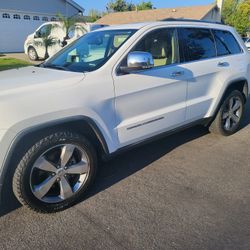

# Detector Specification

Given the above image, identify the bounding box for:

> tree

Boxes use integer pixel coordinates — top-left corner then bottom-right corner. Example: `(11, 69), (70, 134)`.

(106, 0), (135, 12)
(234, 0), (250, 35)
(222, 0), (250, 36)
(221, 0), (237, 26)
(136, 1), (153, 11)
(88, 9), (102, 22)
(57, 13), (86, 46)
(34, 25), (58, 59)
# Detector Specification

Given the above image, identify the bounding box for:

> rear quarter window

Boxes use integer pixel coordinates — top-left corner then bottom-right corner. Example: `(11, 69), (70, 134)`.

(213, 29), (242, 56)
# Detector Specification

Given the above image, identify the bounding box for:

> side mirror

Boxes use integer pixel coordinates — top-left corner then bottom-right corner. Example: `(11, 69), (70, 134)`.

(120, 51), (154, 73)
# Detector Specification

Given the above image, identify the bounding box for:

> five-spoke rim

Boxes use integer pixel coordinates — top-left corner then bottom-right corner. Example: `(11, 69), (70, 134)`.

(30, 144), (90, 203)
(222, 96), (243, 131)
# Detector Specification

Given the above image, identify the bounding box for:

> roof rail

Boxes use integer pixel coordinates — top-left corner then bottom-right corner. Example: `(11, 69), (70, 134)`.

(161, 18), (223, 25)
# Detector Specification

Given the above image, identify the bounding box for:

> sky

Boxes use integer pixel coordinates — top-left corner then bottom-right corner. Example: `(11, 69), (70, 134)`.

(75, 0), (214, 14)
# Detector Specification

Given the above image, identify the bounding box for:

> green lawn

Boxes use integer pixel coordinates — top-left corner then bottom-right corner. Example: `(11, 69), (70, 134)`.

(0, 58), (32, 71)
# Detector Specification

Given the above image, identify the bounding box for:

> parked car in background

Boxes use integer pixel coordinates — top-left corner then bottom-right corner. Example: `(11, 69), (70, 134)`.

(24, 22), (107, 60)
(243, 37), (250, 51)
(0, 21), (249, 213)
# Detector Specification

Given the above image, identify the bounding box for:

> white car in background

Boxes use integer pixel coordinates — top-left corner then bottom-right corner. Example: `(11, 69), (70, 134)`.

(24, 22), (106, 60)
(243, 37), (250, 51)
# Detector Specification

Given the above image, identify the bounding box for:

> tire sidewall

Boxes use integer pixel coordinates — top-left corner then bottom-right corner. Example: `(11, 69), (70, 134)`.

(218, 90), (245, 136)
(14, 132), (97, 213)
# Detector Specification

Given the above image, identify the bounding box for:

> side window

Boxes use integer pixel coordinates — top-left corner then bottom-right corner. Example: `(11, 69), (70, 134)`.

(24, 15), (30, 20)
(37, 25), (52, 37)
(2, 13), (10, 19)
(178, 28), (216, 62)
(13, 14), (21, 19)
(132, 28), (178, 67)
(213, 30), (242, 56)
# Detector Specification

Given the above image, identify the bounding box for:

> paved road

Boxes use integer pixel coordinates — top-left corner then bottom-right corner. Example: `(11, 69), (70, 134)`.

(0, 101), (250, 250)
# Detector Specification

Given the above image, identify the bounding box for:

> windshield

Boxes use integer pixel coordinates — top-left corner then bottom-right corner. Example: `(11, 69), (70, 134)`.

(43, 29), (136, 72)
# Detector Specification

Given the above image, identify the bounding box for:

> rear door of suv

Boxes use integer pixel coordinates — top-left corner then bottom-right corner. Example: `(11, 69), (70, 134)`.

(177, 27), (243, 122)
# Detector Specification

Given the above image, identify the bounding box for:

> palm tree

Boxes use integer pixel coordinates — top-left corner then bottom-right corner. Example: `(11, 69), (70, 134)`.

(57, 13), (87, 47)
(34, 25), (58, 59)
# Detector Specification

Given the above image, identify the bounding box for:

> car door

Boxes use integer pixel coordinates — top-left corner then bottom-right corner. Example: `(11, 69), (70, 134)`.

(178, 27), (244, 123)
(177, 27), (221, 122)
(113, 28), (189, 147)
(33, 24), (51, 58)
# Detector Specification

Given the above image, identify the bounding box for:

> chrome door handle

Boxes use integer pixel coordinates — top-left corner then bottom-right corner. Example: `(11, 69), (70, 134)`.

(218, 62), (229, 67)
(171, 71), (184, 77)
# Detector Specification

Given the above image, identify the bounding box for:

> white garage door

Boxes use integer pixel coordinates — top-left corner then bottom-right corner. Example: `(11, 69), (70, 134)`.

(0, 12), (54, 53)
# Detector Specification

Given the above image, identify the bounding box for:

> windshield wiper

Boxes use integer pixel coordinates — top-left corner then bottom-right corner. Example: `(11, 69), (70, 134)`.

(43, 64), (69, 71)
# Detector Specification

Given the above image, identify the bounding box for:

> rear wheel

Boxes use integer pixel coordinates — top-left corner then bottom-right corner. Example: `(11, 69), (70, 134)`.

(209, 90), (245, 136)
(28, 47), (38, 61)
(13, 132), (97, 213)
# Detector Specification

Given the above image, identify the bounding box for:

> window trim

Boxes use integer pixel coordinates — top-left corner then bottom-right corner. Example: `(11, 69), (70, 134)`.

(116, 27), (180, 76)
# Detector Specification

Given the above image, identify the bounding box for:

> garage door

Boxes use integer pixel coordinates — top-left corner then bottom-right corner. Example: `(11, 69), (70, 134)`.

(0, 12), (47, 53)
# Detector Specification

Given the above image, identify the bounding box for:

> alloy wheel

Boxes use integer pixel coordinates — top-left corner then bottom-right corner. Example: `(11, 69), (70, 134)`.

(222, 96), (243, 131)
(29, 144), (90, 203)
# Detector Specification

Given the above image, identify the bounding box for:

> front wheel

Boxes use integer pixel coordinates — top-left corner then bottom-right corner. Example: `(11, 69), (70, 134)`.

(12, 132), (97, 213)
(209, 90), (245, 136)
(28, 47), (38, 61)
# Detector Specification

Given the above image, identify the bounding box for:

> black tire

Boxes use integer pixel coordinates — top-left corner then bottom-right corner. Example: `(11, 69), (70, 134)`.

(28, 46), (38, 61)
(209, 90), (245, 136)
(12, 131), (97, 213)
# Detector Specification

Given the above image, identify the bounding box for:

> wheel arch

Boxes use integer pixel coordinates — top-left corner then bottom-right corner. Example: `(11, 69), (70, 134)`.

(208, 78), (249, 125)
(0, 116), (109, 200)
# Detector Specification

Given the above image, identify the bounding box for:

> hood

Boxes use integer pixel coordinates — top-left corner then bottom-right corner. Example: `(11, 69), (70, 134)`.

(0, 66), (85, 93)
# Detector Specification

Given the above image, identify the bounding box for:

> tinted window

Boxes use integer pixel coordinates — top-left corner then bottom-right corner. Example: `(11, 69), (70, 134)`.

(179, 28), (216, 62)
(213, 30), (242, 56)
(132, 28), (178, 67)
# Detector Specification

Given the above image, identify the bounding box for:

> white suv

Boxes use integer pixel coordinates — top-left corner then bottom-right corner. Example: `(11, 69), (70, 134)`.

(0, 21), (249, 213)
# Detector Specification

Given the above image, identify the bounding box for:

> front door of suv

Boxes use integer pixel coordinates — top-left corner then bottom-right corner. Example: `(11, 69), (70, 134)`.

(113, 28), (189, 147)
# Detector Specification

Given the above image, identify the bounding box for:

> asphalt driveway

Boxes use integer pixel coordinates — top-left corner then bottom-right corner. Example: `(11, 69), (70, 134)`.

(0, 101), (250, 249)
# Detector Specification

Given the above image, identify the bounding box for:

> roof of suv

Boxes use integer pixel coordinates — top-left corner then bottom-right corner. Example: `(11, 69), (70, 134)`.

(97, 20), (231, 31)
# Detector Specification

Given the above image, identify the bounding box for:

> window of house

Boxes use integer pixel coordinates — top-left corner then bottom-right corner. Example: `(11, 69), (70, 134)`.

(51, 17), (57, 21)
(33, 16), (40, 21)
(178, 28), (216, 62)
(24, 15), (30, 20)
(42, 17), (48, 21)
(13, 14), (21, 19)
(213, 29), (242, 56)
(2, 13), (10, 19)
(131, 28), (178, 67)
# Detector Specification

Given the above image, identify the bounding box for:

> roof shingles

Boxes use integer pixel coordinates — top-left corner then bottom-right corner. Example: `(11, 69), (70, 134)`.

(96, 4), (216, 25)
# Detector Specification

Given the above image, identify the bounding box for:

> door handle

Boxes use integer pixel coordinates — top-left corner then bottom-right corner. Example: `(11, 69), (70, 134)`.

(218, 62), (229, 67)
(171, 71), (184, 77)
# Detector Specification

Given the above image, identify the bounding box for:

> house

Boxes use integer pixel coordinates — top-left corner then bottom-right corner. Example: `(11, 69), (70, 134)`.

(96, 1), (224, 26)
(0, 0), (84, 53)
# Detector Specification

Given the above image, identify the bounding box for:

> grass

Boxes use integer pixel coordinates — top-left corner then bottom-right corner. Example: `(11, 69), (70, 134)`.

(0, 58), (32, 71)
